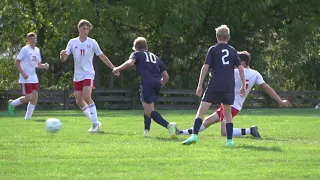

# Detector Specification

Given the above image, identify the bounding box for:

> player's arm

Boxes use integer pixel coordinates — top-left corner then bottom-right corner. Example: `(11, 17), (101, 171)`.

(98, 54), (116, 70)
(237, 65), (246, 96)
(198, 64), (209, 88)
(260, 83), (290, 107)
(15, 59), (28, 79)
(161, 71), (169, 87)
(60, 50), (69, 62)
(36, 62), (49, 70)
(113, 58), (136, 72)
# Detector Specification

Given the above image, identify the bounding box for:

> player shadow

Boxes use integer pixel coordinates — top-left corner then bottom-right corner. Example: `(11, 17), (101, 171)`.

(236, 136), (287, 142)
(32, 119), (47, 122)
(95, 131), (137, 136)
(153, 137), (182, 142)
(234, 145), (282, 152)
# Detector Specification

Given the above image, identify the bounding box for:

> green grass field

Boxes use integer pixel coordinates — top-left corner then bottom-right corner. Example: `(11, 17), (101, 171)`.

(0, 109), (319, 179)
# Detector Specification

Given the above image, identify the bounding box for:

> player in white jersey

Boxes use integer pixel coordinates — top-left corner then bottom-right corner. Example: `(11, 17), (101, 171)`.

(180, 51), (290, 138)
(8, 32), (50, 120)
(60, 19), (119, 133)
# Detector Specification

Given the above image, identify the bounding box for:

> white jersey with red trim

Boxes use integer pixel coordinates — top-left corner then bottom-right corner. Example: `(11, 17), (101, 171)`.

(233, 68), (265, 110)
(65, 37), (103, 82)
(17, 45), (41, 83)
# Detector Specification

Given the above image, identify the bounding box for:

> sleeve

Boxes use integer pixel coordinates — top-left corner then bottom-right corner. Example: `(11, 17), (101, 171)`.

(129, 52), (138, 64)
(255, 71), (265, 85)
(17, 48), (26, 61)
(204, 47), (213, 67)
(65, 40), (73, 55)
(158, 59), (168, 72)
(93, 40), (103, 56)
(234, 51), (241, 67)
(37, 48), (42, 63)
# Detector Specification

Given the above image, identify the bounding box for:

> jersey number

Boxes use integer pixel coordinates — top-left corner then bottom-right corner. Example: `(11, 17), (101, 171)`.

(144, 52), (156, 64)
(221, 49), (229, 65)
(80, 49), (85, 56)
(245, 80), (249, 89)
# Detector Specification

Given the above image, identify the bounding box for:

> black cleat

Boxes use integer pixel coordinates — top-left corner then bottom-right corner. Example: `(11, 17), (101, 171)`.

(250, 125), (261, 138)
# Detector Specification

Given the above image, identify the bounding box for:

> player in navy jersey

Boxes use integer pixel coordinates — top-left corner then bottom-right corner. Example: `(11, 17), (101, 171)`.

(113, 37), (178, 138)
(182, 25), (246, 146)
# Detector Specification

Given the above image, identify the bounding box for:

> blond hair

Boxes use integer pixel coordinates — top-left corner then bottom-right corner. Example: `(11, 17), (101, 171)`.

(78, 19), (92, 29)
(215, 25), (230, 41)
(132, 37), (148, 51)
(27, 32), (37, 38)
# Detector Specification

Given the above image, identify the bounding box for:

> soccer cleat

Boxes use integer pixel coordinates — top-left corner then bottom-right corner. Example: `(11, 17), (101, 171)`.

(226, 139), (233, 146)
(250, 125), (261, 138)
(144, 130), (150, 137)
(8, 99), (15, 116)
(182, 134), (198, 145)
(167, 122), (177, 138)
(88, 122), (101, 133)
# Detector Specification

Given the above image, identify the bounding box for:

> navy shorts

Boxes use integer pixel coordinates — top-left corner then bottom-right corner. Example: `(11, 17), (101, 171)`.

(202, 89), (235, 105)
(140, 82), (162, 104)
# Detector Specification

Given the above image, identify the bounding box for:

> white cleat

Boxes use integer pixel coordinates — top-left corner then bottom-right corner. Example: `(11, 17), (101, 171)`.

(88, 122), (101, 133)
(144, 130), (150, 137)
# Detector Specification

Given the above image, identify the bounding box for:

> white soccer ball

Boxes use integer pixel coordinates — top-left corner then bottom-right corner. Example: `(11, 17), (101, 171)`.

(45, 118), (62, 133)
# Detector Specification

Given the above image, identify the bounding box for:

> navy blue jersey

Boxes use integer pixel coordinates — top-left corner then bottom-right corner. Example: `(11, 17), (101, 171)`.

(205, 43), (241, 92)
(130, 51), (167, 84)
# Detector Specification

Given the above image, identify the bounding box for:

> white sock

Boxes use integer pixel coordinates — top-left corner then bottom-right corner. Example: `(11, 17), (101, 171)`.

(233, 128), (243, 136)
(88, 103), (99, 123)
(82, 106), (93, 122)
(25, 103), (35, 120)
(199, 124), (206, 132)
(182, 130), (191, 135)
(246, 128), (250, 134)
(11, 98), (23, 106)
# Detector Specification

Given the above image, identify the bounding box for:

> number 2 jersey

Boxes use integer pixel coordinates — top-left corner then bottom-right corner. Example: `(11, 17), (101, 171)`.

(205, 43), (241, 92)
(233, 68), (265, 111)
(130, 51), (167, 84)
(65, 37), (103, 82)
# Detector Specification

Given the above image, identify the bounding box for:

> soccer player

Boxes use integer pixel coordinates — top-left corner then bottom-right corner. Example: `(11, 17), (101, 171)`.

(182, 25), (246, 146)
(180, 51), (290, 137)
(112, 37), (178, 138)
(8, 32), (49, 120)
(60, 19), (118, 133)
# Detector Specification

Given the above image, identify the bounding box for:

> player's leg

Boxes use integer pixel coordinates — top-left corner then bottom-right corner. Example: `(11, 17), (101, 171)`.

(82, 80), (99, 124)
(182, 101), (211, 145)
(24, 85), (38, 120)
(144, 113), (152, 137)
(8, 84), (31, 115)
(223, 104), (234, 146)
(180, 112), (220, 135)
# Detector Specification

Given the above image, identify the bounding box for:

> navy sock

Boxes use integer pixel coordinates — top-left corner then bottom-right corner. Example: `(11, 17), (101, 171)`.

(192, 118), (203, 135)
(226, 123), (234, 140)
(150, 111), (169, 128)
(144, 114), (151, 130)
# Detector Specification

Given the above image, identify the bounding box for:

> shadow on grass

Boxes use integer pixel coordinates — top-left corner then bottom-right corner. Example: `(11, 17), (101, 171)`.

(95, 131), (138, 136)
(234, 145), (282, 152)
(154, 137), (182, 142)
(236, 136), (287, 142)
(32, 119), (47, 122)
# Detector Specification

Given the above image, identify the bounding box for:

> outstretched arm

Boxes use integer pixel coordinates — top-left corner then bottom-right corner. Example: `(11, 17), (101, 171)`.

(98, 54), (115, 70)
(261, 83), (290, 107)
(196, 64), (209, 97)
(113, 59), (136, 72)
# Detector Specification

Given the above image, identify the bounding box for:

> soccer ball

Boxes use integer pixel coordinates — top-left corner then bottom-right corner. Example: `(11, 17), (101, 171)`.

(45, 118), (62, 133)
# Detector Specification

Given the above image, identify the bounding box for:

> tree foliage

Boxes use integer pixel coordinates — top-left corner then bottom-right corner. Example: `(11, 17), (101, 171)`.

(0, 0), (319, 91)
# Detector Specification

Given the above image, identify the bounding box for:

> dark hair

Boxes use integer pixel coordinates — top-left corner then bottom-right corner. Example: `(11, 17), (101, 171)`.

(238, 51), (251, 66)
(27, 32), (37, 38)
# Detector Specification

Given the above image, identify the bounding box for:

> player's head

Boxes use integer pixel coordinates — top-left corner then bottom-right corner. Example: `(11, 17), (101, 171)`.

(132, 37), (148, 51)
(238, 51), (251, 67)
(27, 32), (37, 46)
(215, 25), (230, 42)
(78, 19), (92, 37)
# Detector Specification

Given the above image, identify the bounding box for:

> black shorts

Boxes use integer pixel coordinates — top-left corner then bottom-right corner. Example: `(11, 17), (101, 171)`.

(140, 82), (162, 104)
(202, 89), (234, 105)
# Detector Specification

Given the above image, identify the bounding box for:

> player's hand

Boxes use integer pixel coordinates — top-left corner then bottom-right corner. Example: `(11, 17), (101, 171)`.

(280, 100), (290, 107)
(113, 71), (120, 77)
(196, 86), (203, 97)
(22, 74), (28, 79)
(60, 50), (67, 62)
(240, 86), (246, 97)
(44, 63), (49, 70)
